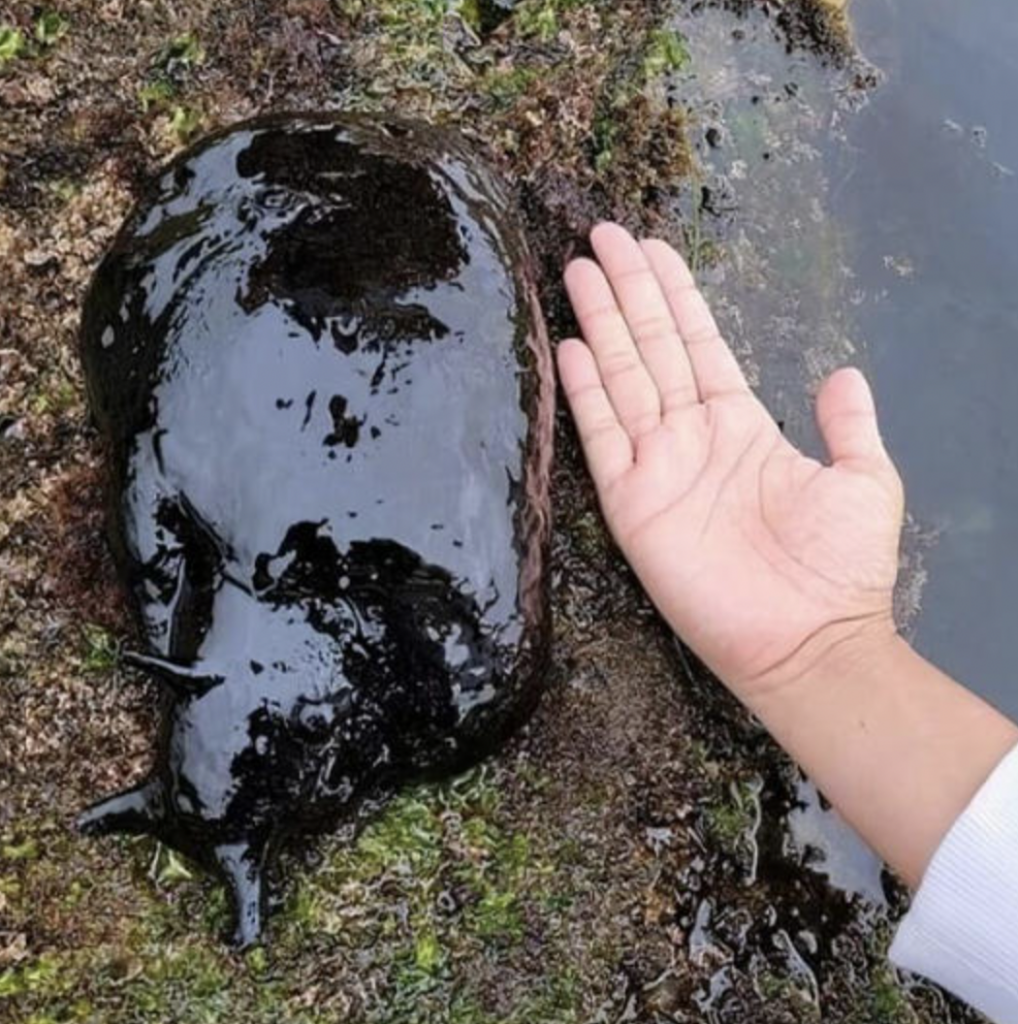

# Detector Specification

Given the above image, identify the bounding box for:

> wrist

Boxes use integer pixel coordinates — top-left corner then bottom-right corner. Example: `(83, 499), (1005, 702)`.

(734, 613), (904, 724)
(731, 614), (1018, 887)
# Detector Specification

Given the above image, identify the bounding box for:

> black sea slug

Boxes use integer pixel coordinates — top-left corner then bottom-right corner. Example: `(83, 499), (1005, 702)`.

(77, 114), (554, 947)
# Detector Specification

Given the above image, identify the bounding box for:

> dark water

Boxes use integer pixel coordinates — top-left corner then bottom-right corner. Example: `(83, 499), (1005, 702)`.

(841, 0), (1018, 718)
(77, 115), (554, 946)
(670, 0), (1018, 721)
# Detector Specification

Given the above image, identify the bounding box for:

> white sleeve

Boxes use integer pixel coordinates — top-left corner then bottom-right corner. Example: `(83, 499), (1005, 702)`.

(890, 743), (1018, 1024)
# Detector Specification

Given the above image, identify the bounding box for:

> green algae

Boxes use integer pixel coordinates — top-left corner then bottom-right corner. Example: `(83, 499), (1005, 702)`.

(705, 779), (760, 854)
(513, 0), (594, 42)
(79, 625), (118, 675)
(0, 26), (26, 66)
(34, 13), (69, 49)
(0, 11), (70, 71)
(590, 22), (694, 199)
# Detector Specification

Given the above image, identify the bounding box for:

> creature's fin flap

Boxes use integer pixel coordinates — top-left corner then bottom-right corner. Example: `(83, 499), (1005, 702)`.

(76, 781), (159, 837)
(122, 650), (221, 697)
(215, 841), (266, 950)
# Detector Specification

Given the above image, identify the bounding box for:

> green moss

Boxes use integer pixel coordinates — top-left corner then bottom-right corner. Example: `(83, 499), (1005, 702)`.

(871, 972), (911, 1023)
(706, 799), (749, 848)
(137, 79), (175, 112)
(0, 12), (70, 69)
(515, 2), (560, 41)
(46, 178), (83, 203)
(482, 65), (540, 109)
(355, 793), (445, 874)
(157, 32), (205, 73)
(413, 930), (444, 973)
(2, 837), (40, 861)
(169, 104), (204, 142)
(30, 375), (79, 417)
(135, 944), (234, 1018)
(375, 0), (454, 33)
(80, 624), (118, 673)
(278, 769), (542, 945)
(640, 27), (690, 80)
(842, 963), (913, 1024)
(0, 25), (26, 66)
(512, 0), (592, 42)
(704, 778), (760, 854)
(591, 26), (693, 185)
(225, 768), (576, 1016)
(136, 31), (205, 121)
(368, 960), (583, 1024)
(755, 970), (822, 1022)
(0, 953), (73, 1004)
(35, 12), (70, 48)
(1, 927), (328, 1024)
(328, 0), (477, 110)
(472, 888), (523, 941)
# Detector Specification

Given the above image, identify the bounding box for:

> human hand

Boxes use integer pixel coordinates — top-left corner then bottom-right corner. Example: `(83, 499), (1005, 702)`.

(558, 224), (905, 703)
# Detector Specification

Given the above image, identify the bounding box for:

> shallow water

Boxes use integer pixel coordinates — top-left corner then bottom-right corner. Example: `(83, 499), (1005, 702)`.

(671, 0), (1018, 720)
(842, 0), (1018, 715)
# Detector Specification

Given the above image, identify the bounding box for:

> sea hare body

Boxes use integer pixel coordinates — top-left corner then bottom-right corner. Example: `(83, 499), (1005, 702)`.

(77, 114), (554, 946)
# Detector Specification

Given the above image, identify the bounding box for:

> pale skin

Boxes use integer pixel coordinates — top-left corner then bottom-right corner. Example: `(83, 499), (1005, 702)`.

(559, 222), (1018, 888)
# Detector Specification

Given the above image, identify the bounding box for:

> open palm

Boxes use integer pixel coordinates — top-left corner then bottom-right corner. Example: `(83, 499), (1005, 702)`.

(558, 224), (904, 696)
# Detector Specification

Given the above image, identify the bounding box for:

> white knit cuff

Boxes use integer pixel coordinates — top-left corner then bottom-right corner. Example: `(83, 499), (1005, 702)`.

(891, 743), (1018, 1024)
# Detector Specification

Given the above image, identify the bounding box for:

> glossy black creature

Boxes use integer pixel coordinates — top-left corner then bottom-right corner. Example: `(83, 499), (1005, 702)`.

(76, 114), (554, 947)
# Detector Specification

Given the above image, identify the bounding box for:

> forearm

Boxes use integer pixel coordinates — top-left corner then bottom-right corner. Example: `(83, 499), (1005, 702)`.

(738, 622), (1018, 888)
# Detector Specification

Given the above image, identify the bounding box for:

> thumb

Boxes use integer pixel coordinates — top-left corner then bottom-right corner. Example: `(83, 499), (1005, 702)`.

(816, 367), (887, 466)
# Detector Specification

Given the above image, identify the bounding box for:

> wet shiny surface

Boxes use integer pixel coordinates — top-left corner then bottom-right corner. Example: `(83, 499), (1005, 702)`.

(840, 0), (1018, 713)
(76, 114), (554, 946)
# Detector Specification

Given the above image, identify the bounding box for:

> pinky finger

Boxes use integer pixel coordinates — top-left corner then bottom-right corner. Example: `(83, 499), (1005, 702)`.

(557, 339), (634, 493)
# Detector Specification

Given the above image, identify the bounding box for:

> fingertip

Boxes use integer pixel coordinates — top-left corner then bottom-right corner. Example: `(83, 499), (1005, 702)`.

(819, 366), (876, 415)
(816, 366), (885, 465)
(555, 337), (595, 382)
(590, 220), (625, 241)
(640, 238), (695, 285)
(590, 221), (636, 258)
(563, 256), (599, 286)
(563, 255), (588, 277)
(556, 336), (586, 362)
